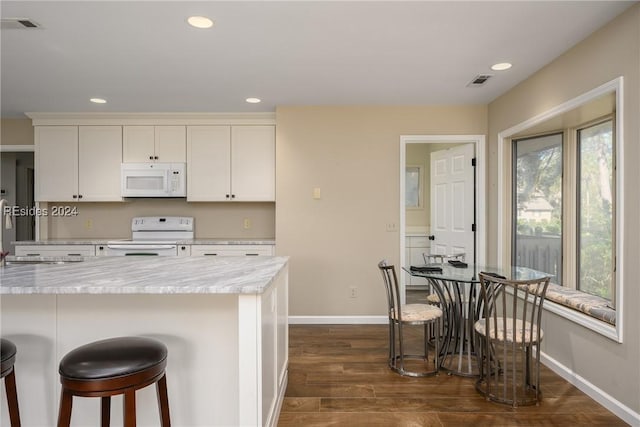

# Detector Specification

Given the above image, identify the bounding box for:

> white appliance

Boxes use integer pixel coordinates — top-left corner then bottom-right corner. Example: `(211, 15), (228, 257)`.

(121, 163), (186, 198)
(105, 216), (193, 256)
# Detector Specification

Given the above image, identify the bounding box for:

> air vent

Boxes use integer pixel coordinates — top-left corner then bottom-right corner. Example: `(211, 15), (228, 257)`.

(467, 74), (492, 87)
(1, 18), (40, 29)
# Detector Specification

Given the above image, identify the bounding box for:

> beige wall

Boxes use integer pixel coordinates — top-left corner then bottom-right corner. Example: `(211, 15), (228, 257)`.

(1, 119), (33, 145)
(275, 106), (487, 316)
(42, 200), (275, 239)
(488, 4), (640, 415)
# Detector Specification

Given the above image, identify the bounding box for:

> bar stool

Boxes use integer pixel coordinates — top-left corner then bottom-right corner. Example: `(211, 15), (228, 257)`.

(57, 336), (171, 427)
(1, 338), (21, 427)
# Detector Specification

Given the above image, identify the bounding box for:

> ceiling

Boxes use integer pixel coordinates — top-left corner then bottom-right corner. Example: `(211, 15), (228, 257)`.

(0, 1), (634, 118)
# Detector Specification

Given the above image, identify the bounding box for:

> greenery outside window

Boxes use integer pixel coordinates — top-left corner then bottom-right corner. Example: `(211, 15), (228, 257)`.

(577, 120), (615, 301)
(513, 133), (563, 285)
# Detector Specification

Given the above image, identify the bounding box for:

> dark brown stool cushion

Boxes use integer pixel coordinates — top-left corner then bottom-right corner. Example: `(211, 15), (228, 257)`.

(1, 338), (17, 377)
(59, 337), (167, 380)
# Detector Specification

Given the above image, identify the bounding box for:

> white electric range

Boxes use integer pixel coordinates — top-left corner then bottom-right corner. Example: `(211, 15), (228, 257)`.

(105, 216), (193, 256)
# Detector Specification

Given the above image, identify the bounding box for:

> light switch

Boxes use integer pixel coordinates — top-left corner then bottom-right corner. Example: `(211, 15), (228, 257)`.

(313, 188), (321, 199)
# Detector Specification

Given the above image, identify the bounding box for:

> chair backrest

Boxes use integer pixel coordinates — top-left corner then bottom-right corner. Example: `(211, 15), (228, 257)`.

(423, 252), (466, 264)
(378, 260), (402, 322)
(477, 273), (550, 344)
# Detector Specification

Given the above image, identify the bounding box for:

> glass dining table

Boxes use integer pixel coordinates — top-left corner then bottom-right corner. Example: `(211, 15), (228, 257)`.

(403, 262), (550, 377)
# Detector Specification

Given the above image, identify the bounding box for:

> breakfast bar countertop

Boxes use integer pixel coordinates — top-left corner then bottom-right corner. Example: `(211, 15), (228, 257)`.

(0, 255), (288, 295)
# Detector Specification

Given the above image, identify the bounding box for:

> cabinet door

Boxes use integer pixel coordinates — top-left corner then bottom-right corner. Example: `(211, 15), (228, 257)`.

(231, 126), (275, 201)
(35, 126), (78, 201)
(78, 126), (123, 201)
(15, 245), (95, 256)
(156, 126), (186, 162)
(186, 126), (231, 201)
(123, 126), (155, 162)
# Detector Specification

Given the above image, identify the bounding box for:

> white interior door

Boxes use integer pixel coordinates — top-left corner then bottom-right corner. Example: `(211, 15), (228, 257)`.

(430, 143), (475, 261)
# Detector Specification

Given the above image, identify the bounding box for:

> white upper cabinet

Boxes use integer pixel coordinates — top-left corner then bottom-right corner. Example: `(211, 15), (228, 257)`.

(123, 125), (186, 163)
(187, 125), (275, 202)
(78, 126), (123, 201)
(36, 126), (122, 202)
(36, 126), (78, 202)
(187, 126), (231, 201)
(231, 126), (275, 201)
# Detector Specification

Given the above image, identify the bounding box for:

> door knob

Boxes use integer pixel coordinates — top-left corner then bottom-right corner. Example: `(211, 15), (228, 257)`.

(428, 235), (435, 240)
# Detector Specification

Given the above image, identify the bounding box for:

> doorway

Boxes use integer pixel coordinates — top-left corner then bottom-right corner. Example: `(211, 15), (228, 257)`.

(399, 135), (486, 297)
(1, 147), (35, 254)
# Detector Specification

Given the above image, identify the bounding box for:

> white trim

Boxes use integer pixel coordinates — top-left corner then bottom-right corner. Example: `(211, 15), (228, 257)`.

(541, 351), (639, 426)
(497, 77), (623, 342)
(0, 145), (34, 152)
(269, 370), (288, 427)
(25, 112), (276, 126)
(400, 135), (487, 303)
(289, 315), (387, 325)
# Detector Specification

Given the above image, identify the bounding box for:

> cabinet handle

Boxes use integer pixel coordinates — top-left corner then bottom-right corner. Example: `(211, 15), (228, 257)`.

(27, 253), (40, 256)
(149, 156), (154, 160)
(154, 156), (159, 160)
(67, 253), (82, 256)
(245, 253), (259, 256)
(225, 194), (230, 199)
(78, 194), (83, 199)
(72, 195), (78, 199)
(231, 194), (236, 199)
(98, 246), (104, 250)
(204, 253), (218, 256)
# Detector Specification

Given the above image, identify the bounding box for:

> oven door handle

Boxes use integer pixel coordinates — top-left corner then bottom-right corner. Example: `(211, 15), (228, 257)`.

(107, 244), (177, 250)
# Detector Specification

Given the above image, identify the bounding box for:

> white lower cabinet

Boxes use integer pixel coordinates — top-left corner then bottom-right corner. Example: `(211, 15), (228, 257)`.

(190, 245), (274, 257)
(14, 245), (96, 257)
(405, 236), (430, 286)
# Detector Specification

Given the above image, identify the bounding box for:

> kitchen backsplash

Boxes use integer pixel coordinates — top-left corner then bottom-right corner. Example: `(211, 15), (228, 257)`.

(39, 200), (275, 239)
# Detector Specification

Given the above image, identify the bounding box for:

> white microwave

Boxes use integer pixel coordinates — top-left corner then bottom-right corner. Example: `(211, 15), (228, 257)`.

(121, 163), (186, 197)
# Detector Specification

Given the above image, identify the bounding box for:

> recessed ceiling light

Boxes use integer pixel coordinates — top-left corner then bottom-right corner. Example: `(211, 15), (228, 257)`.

(187, 16), (214, 29)
(246, 98), (261, 104)
(491, 62), (513, 71)
(90, 98), (107, 104)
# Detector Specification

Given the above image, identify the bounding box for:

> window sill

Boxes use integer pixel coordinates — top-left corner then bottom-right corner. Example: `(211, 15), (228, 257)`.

(542, 283), (620, 342)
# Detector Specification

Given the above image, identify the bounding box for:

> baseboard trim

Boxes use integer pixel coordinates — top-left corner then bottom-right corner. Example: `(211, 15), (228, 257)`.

(289, 315), (387, 324)
(541, 351), (639, 426)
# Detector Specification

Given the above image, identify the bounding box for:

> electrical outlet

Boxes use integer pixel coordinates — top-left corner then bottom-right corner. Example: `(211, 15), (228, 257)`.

(243, 218), (251, 229)
(386, 223), (397, 232)
(349, 286), (358, 298)
(85, 219), (93, 230)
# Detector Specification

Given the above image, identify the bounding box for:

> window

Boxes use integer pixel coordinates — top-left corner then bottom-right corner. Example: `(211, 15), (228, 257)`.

(513, 133), (563, 285)
(498, 78), (622, 341)
(511, 120), (615, 302)
(577, 120), (614, 301)
(405, 166), (423, 209)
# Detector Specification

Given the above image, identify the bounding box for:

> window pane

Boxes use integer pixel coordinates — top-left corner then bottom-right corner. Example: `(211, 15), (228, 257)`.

(578, 121), (614, 300)
(513, 133), (563, 284)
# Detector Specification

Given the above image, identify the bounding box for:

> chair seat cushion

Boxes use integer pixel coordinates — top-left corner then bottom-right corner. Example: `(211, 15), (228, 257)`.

(474, 317), (543, 344)
(59, 337), (167, 380)
(1, 339), (17, 375)
(393, 304), (442, 322)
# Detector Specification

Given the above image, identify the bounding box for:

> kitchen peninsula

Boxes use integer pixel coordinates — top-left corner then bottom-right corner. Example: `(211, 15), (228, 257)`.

(0, 256), (289, 426)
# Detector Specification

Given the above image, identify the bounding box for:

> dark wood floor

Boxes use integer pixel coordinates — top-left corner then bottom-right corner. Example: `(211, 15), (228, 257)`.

(278, 323), (627, 427)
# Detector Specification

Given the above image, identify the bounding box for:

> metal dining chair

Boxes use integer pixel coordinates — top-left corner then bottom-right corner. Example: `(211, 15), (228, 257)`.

(474, 272), (550, 407)
(423, 252), (466, 306)
(378, 260), (443, 377)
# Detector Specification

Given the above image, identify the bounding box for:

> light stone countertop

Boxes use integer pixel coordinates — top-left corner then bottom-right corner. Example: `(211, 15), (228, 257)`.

(13, 239), (276, 245)
(0, 256), (288, 295)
